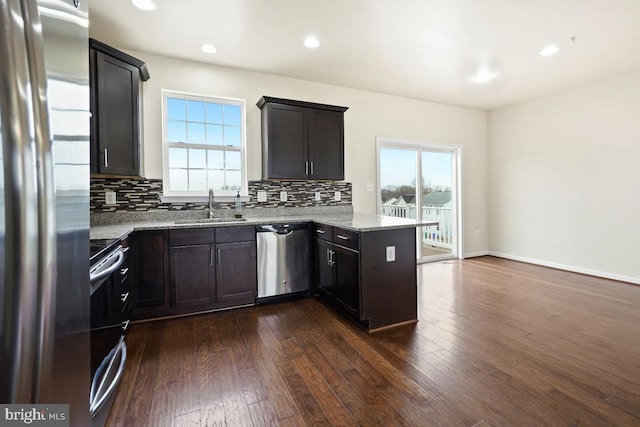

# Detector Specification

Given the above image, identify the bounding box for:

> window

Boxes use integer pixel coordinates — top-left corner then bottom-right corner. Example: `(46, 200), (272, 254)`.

(162, 90), (246, 197)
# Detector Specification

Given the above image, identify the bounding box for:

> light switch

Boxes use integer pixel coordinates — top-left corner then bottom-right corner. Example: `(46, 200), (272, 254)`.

(257, 191), (267, 202)
(366, 183), (374, 192)
(386, 246), (396, 262)
(315, 192), (321, 201)
(105, 191), (116, 205)
(280, 191), (288, 202)
(334, 191), (341, 201)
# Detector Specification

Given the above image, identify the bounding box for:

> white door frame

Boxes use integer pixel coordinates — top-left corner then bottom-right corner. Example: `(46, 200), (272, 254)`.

(376, 137), (463, 262)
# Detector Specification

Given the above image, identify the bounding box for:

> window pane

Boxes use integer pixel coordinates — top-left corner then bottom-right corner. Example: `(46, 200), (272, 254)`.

(226, 170), (241, 190)
(206, 103), (223, 124)
(226, 151), (241, 170)
(167, 121), (186, 143)
(189, 148), (206, 169)
(224, 104), (241, 126)
(187, 123), (206, 144)
(223, 126), (241, 146)
(167, 98), (186, 121)
(208, 170), (224, 190)
(187, 100), (205, 122)
(188, 169), (206, 191)
(206, 124), (223, 145)
(207, 150), (224, 169)
(169, 169), (188, 191)
(169, 147), (188, 168)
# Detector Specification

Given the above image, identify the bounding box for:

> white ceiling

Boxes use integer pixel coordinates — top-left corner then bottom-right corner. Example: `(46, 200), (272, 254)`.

(89, 0), (640, 110)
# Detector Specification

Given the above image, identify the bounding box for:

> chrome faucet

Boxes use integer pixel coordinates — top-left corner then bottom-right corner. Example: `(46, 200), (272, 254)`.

(208, 188), (215, 218)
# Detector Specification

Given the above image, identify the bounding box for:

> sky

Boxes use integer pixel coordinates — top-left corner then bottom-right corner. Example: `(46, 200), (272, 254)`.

(380, 148), (452, 190)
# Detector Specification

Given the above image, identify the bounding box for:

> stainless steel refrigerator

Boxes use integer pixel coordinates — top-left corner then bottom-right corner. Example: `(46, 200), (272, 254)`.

(0, 0), (90, 425)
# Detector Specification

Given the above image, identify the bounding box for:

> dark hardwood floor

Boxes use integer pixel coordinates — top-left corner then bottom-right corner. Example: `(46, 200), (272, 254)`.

(107, 256), (640, 426)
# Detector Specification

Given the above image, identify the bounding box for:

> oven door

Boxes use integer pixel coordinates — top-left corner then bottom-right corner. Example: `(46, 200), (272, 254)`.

(89, 337), (127, 421)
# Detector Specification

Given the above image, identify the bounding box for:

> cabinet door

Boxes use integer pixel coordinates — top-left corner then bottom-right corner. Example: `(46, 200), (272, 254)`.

(170, 244), (216, 309)
(308, 109), (344, 180)
(133, 231), (168, 310)
(216, 241), (256, 305)
(334, 245), (360, 318)
(315, 238), (335, 297)
(262, 103), (307, 179)
(93, 51), (140, 175)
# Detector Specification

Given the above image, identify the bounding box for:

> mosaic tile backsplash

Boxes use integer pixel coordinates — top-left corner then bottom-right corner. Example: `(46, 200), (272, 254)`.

(90, 177), (352, 213)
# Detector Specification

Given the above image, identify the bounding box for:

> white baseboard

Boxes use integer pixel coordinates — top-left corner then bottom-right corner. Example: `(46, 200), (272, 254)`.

(463, 250), (489, 259)
(487, 251), (640, 286)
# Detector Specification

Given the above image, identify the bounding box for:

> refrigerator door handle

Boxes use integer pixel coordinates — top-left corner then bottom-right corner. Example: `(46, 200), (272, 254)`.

(22, 0), (58, 402)
(0, 0), (41, 403)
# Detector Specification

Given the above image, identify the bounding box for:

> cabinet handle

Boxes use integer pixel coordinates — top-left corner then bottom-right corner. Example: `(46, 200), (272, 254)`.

(316, 229), (325, 234)
(305, 161), (309, 175)
(210, 248), (214, 266)
(216, 248), (221, 266)
(336, 235), (349, 241)
(310, 161), (314, 175)
(104, 148), (108, 167)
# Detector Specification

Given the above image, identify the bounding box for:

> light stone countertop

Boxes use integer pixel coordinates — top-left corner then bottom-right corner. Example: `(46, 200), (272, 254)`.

(90, 212), (439, 241)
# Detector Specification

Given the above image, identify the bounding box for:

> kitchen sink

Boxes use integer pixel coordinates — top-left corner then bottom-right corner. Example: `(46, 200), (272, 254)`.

(175, 217), (248, 224)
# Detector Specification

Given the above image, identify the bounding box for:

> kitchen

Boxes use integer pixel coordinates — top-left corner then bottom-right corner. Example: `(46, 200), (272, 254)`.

(2, 0), (640, 426)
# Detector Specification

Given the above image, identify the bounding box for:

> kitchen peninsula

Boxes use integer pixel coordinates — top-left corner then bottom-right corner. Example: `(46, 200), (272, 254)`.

(91, 211), (437, 331)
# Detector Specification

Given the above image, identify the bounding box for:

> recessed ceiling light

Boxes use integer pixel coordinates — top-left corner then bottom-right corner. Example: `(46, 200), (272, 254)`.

(471, 69), (496, 84)
(304, 36), (320, 49)
(131, 0), (157, 11)
(201, 44), (217, 54)
(539, 45), (559, 56)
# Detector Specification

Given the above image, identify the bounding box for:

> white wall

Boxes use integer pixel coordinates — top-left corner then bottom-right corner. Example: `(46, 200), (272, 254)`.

(488, 71), (640, 283)
(129, 51), (488, 256)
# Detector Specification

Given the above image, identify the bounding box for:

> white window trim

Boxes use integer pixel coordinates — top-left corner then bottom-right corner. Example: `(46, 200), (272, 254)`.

(160, 89), (248, 201)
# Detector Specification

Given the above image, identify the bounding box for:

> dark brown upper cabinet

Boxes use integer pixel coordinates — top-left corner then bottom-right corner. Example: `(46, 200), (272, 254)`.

(257, 96), (348, 181)
(90, 39), (150, 176)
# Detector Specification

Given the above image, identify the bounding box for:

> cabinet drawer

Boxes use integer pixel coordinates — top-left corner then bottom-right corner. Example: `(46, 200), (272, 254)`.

(333, 227), (359, 251)
(313, 223), (333, 241)
(216, 226), (255, 243)
(169, 228), (215, 246)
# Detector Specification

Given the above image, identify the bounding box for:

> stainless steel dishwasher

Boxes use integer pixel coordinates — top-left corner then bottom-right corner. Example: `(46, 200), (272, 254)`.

(256, 223), (312, 302)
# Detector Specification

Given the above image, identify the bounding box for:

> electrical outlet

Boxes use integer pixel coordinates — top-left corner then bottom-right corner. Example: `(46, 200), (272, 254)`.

(105, 191), (116, 205)
(315, 192), (321, 201)
(366, 183), (374, 192)
(386, 246), (396, 262)
(257, 191), (267, 202)
(280, 191), (288, 202)
(334, 191), (341, 201)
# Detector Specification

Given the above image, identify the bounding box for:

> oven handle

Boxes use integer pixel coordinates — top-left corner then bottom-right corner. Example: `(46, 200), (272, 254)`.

(90, 249), (124, 284)
(90, 338), (127, 417)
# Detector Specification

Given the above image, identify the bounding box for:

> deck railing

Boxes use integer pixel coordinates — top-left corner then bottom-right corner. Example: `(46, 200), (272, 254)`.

(380, 204), (453, 250)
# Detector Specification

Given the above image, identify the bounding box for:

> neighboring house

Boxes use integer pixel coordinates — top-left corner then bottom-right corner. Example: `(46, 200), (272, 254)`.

(422, 190), (451, 207)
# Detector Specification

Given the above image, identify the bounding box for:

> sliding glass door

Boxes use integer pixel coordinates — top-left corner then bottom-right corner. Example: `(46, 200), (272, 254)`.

(377, 139), (460, 262)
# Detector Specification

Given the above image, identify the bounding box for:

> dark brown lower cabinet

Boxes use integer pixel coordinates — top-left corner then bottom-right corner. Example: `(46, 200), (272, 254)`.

(132, 230), (169, 319)
(334, 245), (359, 318)
(315, 225), (417, 330)
(315, 227), (361, 321)
(215, 241), (256, 305)
(170, 244), (216, 309)
(315, 238), (335, 298)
